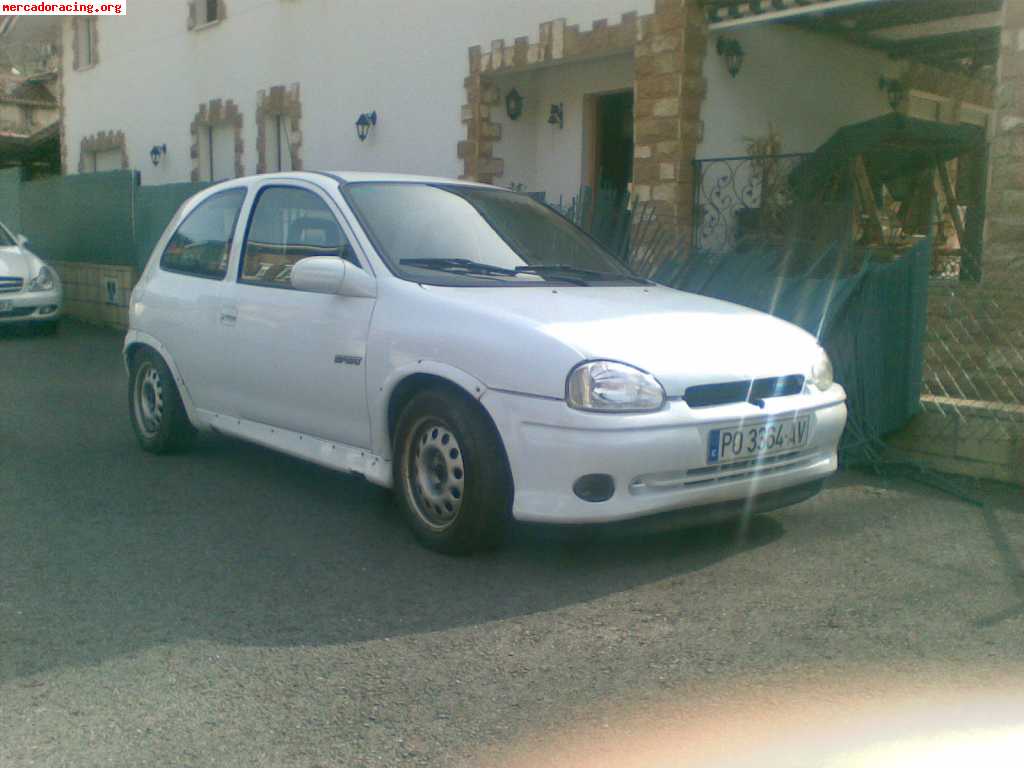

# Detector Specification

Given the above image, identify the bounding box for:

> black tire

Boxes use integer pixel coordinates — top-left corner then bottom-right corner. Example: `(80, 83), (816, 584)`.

(393, 387), (513, 555)
(128, 347), (196, 453)
(34, 320), (59, 336)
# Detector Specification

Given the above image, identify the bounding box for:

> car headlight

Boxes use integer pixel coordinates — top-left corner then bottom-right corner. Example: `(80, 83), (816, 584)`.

(27, 265), (55, 292)
(566, 361), (666, 412)
(810, 347), (834, 391)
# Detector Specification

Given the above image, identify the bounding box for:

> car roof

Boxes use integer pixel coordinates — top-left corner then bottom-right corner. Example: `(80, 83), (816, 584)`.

(327, 171), (493, 188)
(199, 171), (496, 190)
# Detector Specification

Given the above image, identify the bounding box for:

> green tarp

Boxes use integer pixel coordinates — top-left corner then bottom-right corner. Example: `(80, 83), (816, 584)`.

(789, 113), (984, 195)
(654, 240), (931, 462)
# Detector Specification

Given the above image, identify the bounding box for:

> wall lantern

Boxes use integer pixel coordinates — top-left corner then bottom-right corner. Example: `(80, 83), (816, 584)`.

(547, 102), (564, 130)
(149, 144), (167, 166)
(355, 111), (377, 142)
(505, 88), (524, 120)
(716, 36), (745, 78)
(879, 77), (906, 111)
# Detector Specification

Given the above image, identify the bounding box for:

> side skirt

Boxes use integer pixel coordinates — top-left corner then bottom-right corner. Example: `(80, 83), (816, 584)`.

(196, 410), (393, 488)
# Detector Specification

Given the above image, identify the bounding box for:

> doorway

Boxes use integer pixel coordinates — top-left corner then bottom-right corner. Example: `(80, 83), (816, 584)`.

(585, 89), (634, 197)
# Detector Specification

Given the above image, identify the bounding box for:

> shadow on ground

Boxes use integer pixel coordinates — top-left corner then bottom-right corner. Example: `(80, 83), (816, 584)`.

(1, 321), (785, 683)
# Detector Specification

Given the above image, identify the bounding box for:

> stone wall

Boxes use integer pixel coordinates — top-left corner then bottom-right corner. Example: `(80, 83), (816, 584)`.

(460, 0), (708, 238)
(632, 0), (707, 241)
(255, 83), (303, 174)
(189, 98), (244, 182)
(52, 261), (136, 330)
(78, 130), (129, 173)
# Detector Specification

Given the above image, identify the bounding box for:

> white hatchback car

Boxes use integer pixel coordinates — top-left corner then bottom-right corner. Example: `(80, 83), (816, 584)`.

(0, 221), (62, 333)
(125, 172), (847, 553)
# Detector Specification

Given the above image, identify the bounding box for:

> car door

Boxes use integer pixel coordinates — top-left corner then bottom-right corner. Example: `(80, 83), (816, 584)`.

(145, 186), (248, 416)
(218, 180), (376, 449)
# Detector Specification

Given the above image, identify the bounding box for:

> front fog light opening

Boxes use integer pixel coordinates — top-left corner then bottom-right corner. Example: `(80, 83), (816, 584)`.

(573, 474), (615, 503)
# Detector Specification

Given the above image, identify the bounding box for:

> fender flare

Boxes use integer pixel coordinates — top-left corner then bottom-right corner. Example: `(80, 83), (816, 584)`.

(123, 330), (201, 425)
(370, 360), (490, 458)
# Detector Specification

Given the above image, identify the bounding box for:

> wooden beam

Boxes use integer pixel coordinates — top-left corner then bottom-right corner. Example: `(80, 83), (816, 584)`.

(852, 155), (885, 244)
(936, 156), (967, 251)
(871, 11), (1002, 42)
(709, 0), (890, 30)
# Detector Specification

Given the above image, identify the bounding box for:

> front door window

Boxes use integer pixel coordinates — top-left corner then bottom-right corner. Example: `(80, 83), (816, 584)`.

(240, 186), (351, 287)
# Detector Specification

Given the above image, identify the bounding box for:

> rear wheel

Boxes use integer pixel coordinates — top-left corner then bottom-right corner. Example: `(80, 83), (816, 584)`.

(129, 348), (195, 453)
(394, 387), (512, 554)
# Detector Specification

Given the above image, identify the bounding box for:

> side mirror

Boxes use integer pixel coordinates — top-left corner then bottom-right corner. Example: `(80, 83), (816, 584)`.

(15, 234), (28, 248)
(291, 256), (376, 298)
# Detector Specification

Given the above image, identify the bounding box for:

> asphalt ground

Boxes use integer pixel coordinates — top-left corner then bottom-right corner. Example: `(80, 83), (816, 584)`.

(1, 320), (1022, 767)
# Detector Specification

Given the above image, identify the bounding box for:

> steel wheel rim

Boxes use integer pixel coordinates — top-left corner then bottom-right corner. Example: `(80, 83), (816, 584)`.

(134, 362), (164, 438)
(403, 418), (465, 531)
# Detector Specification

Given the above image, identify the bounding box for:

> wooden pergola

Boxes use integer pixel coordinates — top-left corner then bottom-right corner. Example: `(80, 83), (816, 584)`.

(702, 0), (1002, 78)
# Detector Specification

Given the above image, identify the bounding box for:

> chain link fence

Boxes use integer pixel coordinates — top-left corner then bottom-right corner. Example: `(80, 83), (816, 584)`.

(888, 271), (1024, 486)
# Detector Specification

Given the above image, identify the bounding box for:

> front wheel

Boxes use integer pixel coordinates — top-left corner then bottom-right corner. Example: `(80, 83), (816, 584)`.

(129, 348), (195, 453)
(394, 388), (513, 555)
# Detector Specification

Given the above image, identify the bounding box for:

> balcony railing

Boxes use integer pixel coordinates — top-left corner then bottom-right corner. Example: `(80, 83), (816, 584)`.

(692, 153), (809, 253)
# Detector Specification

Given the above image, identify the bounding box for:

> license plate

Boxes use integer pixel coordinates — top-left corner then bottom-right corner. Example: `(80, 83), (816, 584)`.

(0, 300), (12, 312)
(707, 416), (811, 464)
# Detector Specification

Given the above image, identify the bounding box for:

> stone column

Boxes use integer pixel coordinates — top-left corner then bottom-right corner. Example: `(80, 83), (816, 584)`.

(632, 0), (708, 244)
(986, 0), (1024, 286)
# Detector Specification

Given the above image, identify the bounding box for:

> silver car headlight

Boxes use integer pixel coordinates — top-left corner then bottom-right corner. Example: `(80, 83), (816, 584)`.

(27, 265), (56, 292)
(566, 361), (666, 412)
(810, 347), (834, 391)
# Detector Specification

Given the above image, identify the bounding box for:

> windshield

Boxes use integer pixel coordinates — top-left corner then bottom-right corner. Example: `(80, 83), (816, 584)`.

(0, 223), (16, 247)
(343, 182), (641, 286)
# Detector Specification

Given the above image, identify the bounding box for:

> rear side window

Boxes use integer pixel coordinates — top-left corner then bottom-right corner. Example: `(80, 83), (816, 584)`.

(239, 186), (353, 287)
(160, 188), (246, 279)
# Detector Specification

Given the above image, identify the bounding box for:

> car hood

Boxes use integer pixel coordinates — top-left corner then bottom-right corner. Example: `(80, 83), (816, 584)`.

(432, 284), (822, 397)
(0, 246), (34, 281)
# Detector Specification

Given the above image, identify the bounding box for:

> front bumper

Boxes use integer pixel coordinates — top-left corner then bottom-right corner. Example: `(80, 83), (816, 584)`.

(0, 288), (62, 324)
(482, 387), (847, 524)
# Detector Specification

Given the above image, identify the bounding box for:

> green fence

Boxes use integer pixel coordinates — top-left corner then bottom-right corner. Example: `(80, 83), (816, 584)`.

(0, 168), (23, 234)
(0, 168), (207, 269)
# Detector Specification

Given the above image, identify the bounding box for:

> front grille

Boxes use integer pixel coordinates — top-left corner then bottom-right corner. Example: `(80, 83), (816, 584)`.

(684, 375), (805, 408)
(0, 276), (23, 293)
(0, 306), (34, 318)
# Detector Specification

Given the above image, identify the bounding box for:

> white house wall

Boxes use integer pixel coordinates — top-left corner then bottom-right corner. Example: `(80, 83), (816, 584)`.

(491, 54), (633, 205)
(61, 0), (655, 185)
(698, 24), (897, 158)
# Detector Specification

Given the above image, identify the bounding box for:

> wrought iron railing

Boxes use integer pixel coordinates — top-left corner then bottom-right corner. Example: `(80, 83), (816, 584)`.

(692, 153), (809, 253)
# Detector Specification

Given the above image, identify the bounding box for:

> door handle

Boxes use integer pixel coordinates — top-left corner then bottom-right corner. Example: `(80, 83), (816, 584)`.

(219, 307), (238, 324)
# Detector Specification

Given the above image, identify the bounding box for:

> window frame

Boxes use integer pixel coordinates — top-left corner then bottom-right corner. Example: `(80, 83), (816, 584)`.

(75, 18), (97, 69)
(159, 186), (248, 281)
(236, 182), (361, 290)
(193, 0), (222, 28)
(266, 114), (289, 173)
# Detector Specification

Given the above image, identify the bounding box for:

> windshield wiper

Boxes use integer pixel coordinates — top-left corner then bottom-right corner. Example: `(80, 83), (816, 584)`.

(399, 258), (515, 277)
(400, 258), (589, 284)
(512, 264), (650, 285)
(399, 258), (646, 286)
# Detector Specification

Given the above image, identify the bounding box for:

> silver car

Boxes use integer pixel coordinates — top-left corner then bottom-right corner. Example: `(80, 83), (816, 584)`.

(0, 222), (62, 334)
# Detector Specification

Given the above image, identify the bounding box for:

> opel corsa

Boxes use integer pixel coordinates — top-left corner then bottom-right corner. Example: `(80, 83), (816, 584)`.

(125, 172), (847, 553)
